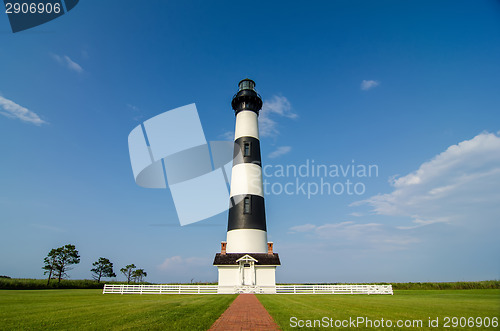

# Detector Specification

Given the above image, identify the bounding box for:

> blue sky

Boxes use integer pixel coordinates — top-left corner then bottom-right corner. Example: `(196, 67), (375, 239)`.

(1, 1), (499, 283)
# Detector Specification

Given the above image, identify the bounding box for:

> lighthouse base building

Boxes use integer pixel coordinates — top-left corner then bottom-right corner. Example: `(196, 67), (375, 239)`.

(214, 242), (280, 293)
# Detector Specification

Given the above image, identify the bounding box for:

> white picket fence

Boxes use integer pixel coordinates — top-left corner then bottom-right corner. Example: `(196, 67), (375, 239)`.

(103, 284), (219, 294)
(275, 284), (393, 295)
(103, 284), (393, 295)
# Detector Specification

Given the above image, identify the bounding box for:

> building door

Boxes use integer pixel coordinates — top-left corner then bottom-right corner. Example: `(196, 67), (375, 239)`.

(243, 263), (253, 285)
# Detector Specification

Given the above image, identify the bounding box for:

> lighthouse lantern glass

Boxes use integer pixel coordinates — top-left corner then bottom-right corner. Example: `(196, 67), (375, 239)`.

(239, 80), (255, 91)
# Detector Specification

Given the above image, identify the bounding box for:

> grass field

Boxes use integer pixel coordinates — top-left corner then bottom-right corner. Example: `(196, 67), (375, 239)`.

(1, 289), (498, 330)
(0, 289), (236, 330)
(258, 290), (500, 330)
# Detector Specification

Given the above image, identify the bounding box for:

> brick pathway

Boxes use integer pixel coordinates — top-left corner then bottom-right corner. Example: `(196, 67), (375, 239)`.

(209, 294), (280, 330)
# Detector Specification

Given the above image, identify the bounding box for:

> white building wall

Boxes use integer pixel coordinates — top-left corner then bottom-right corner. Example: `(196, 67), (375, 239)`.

(255, 266), (276, 286)
(217, 264), (277, 293)
(217, 266), (239, 293)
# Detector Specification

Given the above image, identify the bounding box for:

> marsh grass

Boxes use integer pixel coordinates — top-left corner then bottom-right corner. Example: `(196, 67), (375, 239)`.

(0, 278), (218, 290)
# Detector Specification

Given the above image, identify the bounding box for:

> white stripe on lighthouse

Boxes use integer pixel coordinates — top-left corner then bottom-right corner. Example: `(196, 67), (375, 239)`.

(234, 110), (259, 140)
(226, 229), (268, 253)
(229, 163), (264, 198)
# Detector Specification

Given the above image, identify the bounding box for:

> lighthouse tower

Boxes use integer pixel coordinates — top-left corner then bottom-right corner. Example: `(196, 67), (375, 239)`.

(227, 78), (267, 253)
(214, 79), (280, 294)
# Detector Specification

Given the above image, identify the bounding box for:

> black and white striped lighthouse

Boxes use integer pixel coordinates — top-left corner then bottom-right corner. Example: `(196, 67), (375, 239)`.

(214, 79), (280, 293)
(226, 78), (268, 253)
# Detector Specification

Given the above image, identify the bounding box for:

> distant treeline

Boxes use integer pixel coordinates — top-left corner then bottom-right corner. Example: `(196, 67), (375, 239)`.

(389, 280), (500, 290)
(0, 278), (151, 290)
(1, 279), (498, 290)
(0, 278), (215, 290)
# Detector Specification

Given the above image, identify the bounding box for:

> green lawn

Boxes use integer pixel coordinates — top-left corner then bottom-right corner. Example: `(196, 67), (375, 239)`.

(1, 289), (499, 330)
(258, 290), (500, 330)
(0, 289), (236, 330)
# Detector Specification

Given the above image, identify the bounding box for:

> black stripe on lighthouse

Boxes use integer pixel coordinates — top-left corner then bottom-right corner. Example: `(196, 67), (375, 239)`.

(228, 194), (266, 231)
(233, 137), (261, 166)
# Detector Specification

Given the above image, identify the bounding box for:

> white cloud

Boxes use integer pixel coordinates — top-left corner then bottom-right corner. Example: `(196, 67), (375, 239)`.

(268, 146), (292, 159)
(0, 96), (47, 125)
(290, 221), (381, 239)
(289, 223), (317, 233)
(51, 53), (83, 73)
(259, 95), (297, 137)
(156, 255), (215, 282)
(360, 80), (380, 91)
(31, 223), (65, 232)
(353, 132), (500, 230)
(158, 256), (210, 271)
(220, 130), (234, 140)
(284, 133), (500, 282)
(396, 217), (450, 230)
(289, 221), (419, 250)
(126, 104), (139, 112)
(127, 104), (144, 121)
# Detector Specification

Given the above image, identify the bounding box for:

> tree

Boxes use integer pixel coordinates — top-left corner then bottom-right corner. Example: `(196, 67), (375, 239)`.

(42, 248), (59, 285)
(42, 244), (80, 284)
(91, 257), (116, 283)
(120, 264), (136, 284)
(132, 269), (147, 283)
(54, 244), (80, 283)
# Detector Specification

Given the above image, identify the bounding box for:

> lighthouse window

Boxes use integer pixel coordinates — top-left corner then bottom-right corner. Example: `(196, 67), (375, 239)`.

(243, 142), (251, 157)
(243, 197), (251, 214)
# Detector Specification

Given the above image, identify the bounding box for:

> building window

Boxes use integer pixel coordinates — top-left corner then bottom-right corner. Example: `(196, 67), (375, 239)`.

(243, 197), (251, 214)
(243, 142), (251, 157)
(244, 263), (250, 268)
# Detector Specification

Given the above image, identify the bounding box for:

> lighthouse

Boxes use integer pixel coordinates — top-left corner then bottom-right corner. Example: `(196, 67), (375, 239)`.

(214, 79), (280, 294)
